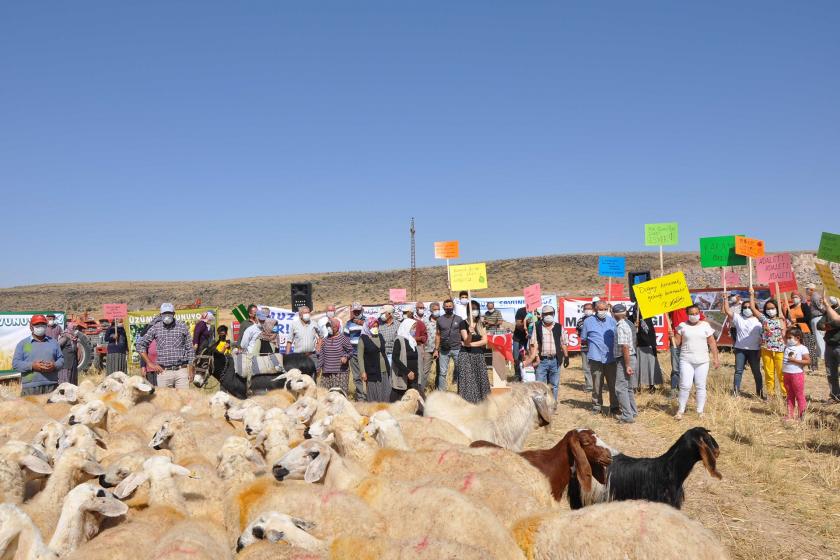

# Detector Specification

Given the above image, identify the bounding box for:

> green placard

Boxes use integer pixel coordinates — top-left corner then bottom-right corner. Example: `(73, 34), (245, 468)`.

(699, 235), (747, 268)
(644, 222), (679, 246)
(817, 232), (840, 264)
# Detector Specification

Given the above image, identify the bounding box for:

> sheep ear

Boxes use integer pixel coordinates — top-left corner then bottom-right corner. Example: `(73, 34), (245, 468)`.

(170, 464), (192, 477)
(246, 448), (266, 468)
(89, 497), (129, 517)
(135, 381), (153, 393)
(265, 529), (286, 543)
(292, 517), (316, 531)
(114, 472), (148, 498)
(697, 439), (722, 480)
(83, 460), (105, 476)
(227, 408), (246, 421)
(304, 452), (330, 483)
(20, 455), (52, 475)
(531, 394), (553, 425)
(569, 433), (593, 493)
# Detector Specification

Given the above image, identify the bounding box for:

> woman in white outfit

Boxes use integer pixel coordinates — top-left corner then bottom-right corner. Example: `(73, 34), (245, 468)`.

(670, 305), (720, 420)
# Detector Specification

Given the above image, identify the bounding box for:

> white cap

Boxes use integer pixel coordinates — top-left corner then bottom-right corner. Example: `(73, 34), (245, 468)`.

(160, 303), (175, 314)
(591, 297), (600, 304)
(541, 305), (555, 314)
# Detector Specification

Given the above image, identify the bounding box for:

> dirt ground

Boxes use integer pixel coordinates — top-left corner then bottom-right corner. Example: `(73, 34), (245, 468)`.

(524, 351), (840, 560)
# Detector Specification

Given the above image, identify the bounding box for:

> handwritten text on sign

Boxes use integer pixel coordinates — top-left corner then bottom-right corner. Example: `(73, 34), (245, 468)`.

(449, 263), (488, 292)
(102, 304), (128, 320)
(699, 235), (747, 268)
(755, 253), (793, 285)
(722, 270), (742, 286)
(389, 288), (406, 303)
(817, 232), (840, 264)
(434, 241), (460, 260)
(816, 263), (840, 299)
(632, 271), (693, 318)
(644, 222), (679, 246)
(523, 284), (542, 312)
(598, 256), (626, 277)
(735, 236), (765, 258)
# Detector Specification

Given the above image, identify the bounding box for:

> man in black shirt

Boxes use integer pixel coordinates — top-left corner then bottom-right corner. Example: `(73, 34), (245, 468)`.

(512, 306), (528, 382)
(434, 299), (464, 391)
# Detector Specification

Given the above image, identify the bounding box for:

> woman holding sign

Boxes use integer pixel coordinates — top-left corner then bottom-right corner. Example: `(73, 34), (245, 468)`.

(748, 290), (787, 399)
(670, 305), (719, 420)
(457, 300), (491, 403)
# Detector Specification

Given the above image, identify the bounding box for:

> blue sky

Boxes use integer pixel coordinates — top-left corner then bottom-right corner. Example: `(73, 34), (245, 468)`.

(1, 1), (838, 287)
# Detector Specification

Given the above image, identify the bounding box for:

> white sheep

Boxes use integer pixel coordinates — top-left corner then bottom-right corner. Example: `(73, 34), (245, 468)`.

(353, 388), (424, 419)
(278, 370), (328, 400)
(236, 511), (322, 552)
(253, 419), (296, 466)
(149, 518), (233, 560)
(0, 441), (52, 504)
(47, 482), (128, 556)
(0, 504), (58, 560)
(113, 455), (194, 512)
(31, 420), (67, 463)
(148, 414), (235, 464)
(216, 436), (267, 486)
(511, 500), (730, 560)
(423, 382), (556, 451)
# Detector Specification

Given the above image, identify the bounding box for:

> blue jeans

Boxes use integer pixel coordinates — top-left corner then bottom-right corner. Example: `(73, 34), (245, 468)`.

(670, 346), (681, 390)
(536, 357), (560, 400)
(512, 341), (523, 381)
(437, 348), (460, 391)
(734, 348), (762, 396)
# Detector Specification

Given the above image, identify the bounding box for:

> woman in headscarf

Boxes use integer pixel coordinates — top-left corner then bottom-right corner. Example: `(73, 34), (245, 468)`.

(457, 300), (491, 403)
(357, 317), (392, 402)
(783, 291), (818, 372)
(317, 318), (354, 393)
(391, 318), (424, 401)
(248, 317), (280, 355)
(57, 321), (80, 384)
(104, 318), (128, 375)
(193, 311), (214, 353)
(633, 310), (663, 393)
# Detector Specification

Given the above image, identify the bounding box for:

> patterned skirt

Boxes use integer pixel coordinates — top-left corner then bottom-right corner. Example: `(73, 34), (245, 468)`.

(106, 353), (128, 375)
(319, 371), (349, 394)
(456, 351), (491, 404)
(803, 333), (819, 370)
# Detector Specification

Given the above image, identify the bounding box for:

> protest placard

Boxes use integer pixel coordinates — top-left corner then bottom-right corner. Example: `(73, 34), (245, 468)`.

(523, 283), (542, 312)
(632, 271), (693, 318)
(449, 263), (488, 292)
(755, 253), (793, 285)
(818, 232), (840, 263)
(434, 241), (460, 259)
(722, 270), (741, 286)
(735, 236), (765, 258)
(816, 262), (840, 298)
(389, 288), (407, 303)
(644, 222), (679, 246)
(699, 235), (747, 268)
(102, 304), (128, 320)
(598, 256), (626, 278)
(604, 282), (624, 299)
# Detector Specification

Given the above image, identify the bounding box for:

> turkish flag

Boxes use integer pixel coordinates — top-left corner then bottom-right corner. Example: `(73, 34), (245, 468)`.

(486, 332), (513, 362)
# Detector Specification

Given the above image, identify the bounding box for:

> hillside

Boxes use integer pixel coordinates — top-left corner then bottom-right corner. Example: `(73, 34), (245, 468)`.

(0, 251), (826, 315)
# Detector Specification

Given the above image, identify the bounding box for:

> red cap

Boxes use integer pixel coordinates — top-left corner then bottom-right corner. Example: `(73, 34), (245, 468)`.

(30, 315), (48, 325)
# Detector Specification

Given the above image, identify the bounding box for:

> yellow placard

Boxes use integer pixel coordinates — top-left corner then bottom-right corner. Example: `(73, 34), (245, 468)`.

(449, 263), (488, 292)
(632, 271), (693, 318)
(816, 262), (840, 299)
(434, 241), (460, 259)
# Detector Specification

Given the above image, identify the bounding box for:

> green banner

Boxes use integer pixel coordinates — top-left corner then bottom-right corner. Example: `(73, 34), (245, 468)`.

(817, 231), (840, 264)
(699, 235), (747, 269)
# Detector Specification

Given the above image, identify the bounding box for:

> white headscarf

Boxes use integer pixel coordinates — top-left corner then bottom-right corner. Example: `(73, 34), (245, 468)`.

(397, 318), (418, 351)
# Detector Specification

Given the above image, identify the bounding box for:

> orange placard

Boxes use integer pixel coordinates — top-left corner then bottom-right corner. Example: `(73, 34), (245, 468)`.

(434, 240), (460, 259)
(735, 236), (765, 258)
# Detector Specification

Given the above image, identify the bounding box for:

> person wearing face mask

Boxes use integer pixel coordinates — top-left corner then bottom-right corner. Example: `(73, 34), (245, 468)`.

(235, 305), (258, 350)
(781, 327), (810, 421)
(454, 291), (470, 321)
(317, 318), (354, 393)
(456, 300), (490, 403)
(726, 293), (742, 345)
(343, 302), (367, 401)
(57, 321), (80, 385)
(576, 302), (596, 392)
(671, 305), (719, 420)
(612, 304), (638, 424)
(358, 317), (392, 402)
(581, 301), (618, 415)
(434, 299), (462, 391)
(391, 318), (424, 400)
(419, 302), (439, 392)
(135, 303), (196, 389)
(748, 290), (787, 399)
(666, 306), (704, 397)
(531, 305), (569, 401)
(285, 306), (321, 367)
(192, 311), (214, 354)
(13, 315), (64, 396)
(806, 283), (827, 361)
(376, 304), (401, 367)
(817, 293), (840, 403)
(512, 305), (529, 382)
(104, 317), (129, 375)
(483, 302), (503, 331)
(44, 313), (63, 340)
(782, 292), (818, 372)
(722, 292), (763, 398)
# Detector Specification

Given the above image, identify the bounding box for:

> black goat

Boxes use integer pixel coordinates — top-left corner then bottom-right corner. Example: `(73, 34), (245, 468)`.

(568, 427), (721, 510)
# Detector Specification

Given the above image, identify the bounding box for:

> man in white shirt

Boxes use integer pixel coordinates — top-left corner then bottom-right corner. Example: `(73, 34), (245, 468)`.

(285, 306), (320, 356)
(723, 296), (763, 398)
(239, 311), (266, 356)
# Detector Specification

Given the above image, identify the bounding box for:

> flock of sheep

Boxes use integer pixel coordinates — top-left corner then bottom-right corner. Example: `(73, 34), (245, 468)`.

(0, 370), (729, 559)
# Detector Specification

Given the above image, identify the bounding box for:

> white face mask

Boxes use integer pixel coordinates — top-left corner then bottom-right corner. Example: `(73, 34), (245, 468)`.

(584, 309), (594, 317)
(785, 338), (797, 347)
(543, 315), (555, 324)
(460, 298), (469, 305)
(162, 315), (175, 326)
(416, 309), (425, 317)
(471, 310), (480, 318)
(596, 310), (608, 320)
(766, 309), (777, 318)
(301, 313), (311, 322)
(326, 311), (335, 318)
(370, 327), (379, 336)
(33, 326), (47, 337)
(688, 314), (700, 324)
(47, 320), (56, 326)
(792, 298), (801, 305)
(432, 310), (441, 318)
(379, 314), (388, 322)
(742, 308), (753, 318)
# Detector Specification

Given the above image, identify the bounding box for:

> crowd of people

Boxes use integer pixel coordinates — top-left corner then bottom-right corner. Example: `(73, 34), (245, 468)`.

(11, 285), (840, 423)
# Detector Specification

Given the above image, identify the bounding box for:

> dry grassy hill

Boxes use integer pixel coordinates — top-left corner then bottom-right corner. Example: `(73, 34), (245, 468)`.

(0, 251), (825, 315)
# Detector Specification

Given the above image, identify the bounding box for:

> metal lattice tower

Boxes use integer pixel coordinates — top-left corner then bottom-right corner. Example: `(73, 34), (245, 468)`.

(410, 217), (416, 300)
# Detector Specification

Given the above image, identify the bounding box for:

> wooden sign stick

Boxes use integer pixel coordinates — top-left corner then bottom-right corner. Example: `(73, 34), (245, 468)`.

(749, 257), (754, 290)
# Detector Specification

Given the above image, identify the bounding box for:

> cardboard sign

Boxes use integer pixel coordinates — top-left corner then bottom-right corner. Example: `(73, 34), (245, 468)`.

(389, 288), (407, 303)
(434, 241), (460, 259)
(598, 256), (626, 278)
(769, 279), (799, 297)
(604, 283), (624, 298)
(818, 232), (840, 264)
(644, 222), (679, 246)
(722, 270), (742, 286)
(816, 262), (840, 299)
(523, 283), (542, 312)
(102, 304), (128, 320)
(735, 236), (765, 258)
(632, 271), (693, 318)
(699, 235), (747, 268)
(755, 253), (793, 285)
(449, 263), (488, 291)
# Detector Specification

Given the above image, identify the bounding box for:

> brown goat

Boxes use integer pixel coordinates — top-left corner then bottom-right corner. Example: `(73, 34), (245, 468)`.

(471, 428), (612, 501)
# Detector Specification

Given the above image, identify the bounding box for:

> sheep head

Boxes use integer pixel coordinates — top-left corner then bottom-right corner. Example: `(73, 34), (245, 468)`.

(236, 511), (320, 552)
(362, 411), (401, 446)
(148, 416), (186, 450)
(98, 452), (150, 489)
(67, 400), (108, 428)
(47, 383), (81, 404)
(272, 440), (331, 483)
(57, 424), (107, 458)
(62, 481), (129, 520)
(285, 397), (318, 425)
(399, 389), (424, 414)
(689, 427), (722, 480)
(217, 436), (266, 480)
(524, 382), (555, 427)
(0, 441), (52, 476)
(113, 456), (193, 499)
(31, 421), (66, 459)
(121, 376), (155, 401)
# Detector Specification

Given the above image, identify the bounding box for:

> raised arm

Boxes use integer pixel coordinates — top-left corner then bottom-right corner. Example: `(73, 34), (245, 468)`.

(722, 296), (734, 320)
(748, 289), (762, 318)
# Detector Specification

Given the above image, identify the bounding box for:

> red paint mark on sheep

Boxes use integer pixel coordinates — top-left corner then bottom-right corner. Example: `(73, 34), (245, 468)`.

(437, 450), (449, 465)
(409, 485), (423, 495)
(460, 473), (476, 492)
(638, 504), (647, 537)
(321, 490), (340, 505)
(414, 536), (430, 552)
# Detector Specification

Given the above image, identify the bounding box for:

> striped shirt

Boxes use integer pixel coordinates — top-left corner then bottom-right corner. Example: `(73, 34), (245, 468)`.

(317, 334), (354, 373)
(135, 320), (195, 367)
(614, 319), (636, 357)
(379, 320), (401, 355)
(288, 319), (320, 353)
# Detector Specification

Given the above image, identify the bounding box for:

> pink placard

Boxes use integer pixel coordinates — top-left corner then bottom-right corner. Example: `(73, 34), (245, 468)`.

(102, 303), (128, 320)
(389, 288), (407, 303)
(524, 283), (542, 312)
(722, 270), (741, 286)
(603, 283), (624, 299)
(756, 253), (794, 285)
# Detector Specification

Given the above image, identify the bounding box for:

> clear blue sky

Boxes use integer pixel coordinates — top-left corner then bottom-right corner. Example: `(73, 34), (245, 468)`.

(2, 1), (838, 287)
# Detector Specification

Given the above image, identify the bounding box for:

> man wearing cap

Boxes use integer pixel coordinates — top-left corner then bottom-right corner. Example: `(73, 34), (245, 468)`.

(612, 304), (638, 424)
(135, 303), (195, 389)
(531, 305), (569, 401)
(581, 300), (618, 415)
(44, 313), (63, 340)
(378, 304), (400, 366)
(344, 302), (367, 401)
(286, 306), (320, 367)
(13, 315), (65, 396)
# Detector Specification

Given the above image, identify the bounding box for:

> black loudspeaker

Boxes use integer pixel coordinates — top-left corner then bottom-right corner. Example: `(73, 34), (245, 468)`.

(627, 270), (651, 302)
(291, 283), (313, 312)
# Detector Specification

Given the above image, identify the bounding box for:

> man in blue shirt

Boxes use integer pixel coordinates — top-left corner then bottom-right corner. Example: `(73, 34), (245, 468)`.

(12, 314), (64, 396)
(581, 300), (618, 415)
